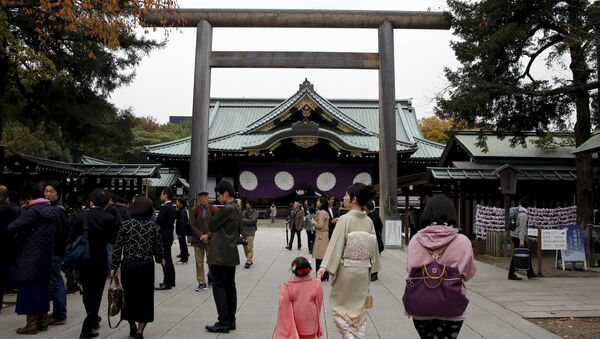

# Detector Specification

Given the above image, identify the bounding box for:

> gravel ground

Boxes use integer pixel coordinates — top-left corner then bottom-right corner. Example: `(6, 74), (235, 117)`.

(529, 317), (600, 338)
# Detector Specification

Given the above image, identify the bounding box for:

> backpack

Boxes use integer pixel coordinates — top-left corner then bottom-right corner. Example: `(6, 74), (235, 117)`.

(402, 241), (469, 317)
(510, 209), (525, 231)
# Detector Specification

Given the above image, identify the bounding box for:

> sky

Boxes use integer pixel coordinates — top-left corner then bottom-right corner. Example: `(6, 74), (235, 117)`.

(109, 0), (456, 123)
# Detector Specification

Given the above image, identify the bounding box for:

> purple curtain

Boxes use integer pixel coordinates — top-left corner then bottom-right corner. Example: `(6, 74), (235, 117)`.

(238, 163), (373, 199)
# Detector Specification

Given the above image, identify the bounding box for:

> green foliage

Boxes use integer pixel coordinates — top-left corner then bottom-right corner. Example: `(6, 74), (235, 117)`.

(437, 0), (598, 145)
(2, 121), (72, 162)
(129, 118), (191, 157)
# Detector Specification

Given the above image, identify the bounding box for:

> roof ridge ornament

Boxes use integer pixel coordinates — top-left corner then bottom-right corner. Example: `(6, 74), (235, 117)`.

(300, 78), (314, 91)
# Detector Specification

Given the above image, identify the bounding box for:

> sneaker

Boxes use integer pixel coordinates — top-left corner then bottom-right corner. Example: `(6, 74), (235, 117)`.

(244, 263), (252, 269)
(176, 261), (188, 265)
(195, 283), (208, 292)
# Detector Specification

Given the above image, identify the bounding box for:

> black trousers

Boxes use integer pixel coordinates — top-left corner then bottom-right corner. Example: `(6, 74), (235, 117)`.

(508, 237), (535, 277)
(210, 264), (237, 326)
(288, 229), (302, 248)
(306, 230), (315, 253)
(413, 319), (463, 339)
(0, 264), (6, 312)
(79, 259), (107, 334)
(161, 238), (176, 286)
(177, 235), (189, 262)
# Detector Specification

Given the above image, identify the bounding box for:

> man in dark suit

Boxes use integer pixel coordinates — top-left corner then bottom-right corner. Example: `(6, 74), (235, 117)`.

(69, 189), (118, 339)
(155, 188), (176, 290)
(205, 181), (242, 334)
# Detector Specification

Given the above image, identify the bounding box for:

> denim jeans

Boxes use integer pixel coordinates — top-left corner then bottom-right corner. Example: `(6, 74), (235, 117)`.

(49, 256), (67, 320)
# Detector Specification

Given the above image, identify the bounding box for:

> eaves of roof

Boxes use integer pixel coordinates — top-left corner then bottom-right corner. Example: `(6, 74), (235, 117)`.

(428, 167), (577, 181)
(73, 164), (161, 178)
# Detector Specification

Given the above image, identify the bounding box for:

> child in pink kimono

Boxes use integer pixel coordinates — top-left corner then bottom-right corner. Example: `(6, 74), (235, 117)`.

(275, 257), (324, 339)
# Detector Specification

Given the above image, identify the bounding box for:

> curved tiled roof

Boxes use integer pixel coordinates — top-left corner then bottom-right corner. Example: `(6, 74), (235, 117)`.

(145, 80), (442, 159)
(242, 79), (373, 136)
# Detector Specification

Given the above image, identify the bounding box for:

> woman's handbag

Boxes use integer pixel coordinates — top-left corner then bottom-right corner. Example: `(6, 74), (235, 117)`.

(107, 275), (124, 328)
(365, 293), (373, 309)
(402, 244), (469, 317)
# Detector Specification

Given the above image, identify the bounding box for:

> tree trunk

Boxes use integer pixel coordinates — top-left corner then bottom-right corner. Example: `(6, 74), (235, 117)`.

(568, 0), (594, 226)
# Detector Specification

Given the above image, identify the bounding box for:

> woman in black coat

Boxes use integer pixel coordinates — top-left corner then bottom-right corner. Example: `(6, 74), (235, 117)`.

(111, 196), (164, 339)
(7, 188), (60, 335)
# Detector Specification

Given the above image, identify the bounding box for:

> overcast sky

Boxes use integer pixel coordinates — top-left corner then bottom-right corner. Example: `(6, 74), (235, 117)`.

(109, 0), (456, 123)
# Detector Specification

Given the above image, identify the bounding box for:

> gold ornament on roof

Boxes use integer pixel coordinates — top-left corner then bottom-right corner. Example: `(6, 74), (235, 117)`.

(296, 96), (318, 119)
(293, 137), (318, 148)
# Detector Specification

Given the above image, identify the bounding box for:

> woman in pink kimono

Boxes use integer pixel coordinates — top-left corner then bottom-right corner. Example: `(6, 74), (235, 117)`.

(275, 257), (323, 339)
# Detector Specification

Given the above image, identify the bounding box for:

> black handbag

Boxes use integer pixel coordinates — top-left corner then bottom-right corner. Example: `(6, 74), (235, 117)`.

(107, 275), (124, 328)
(64, 212), (90, 265)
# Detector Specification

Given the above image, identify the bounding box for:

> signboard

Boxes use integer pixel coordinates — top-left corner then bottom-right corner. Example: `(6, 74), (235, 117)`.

(559, 224), (587, 270)
(384, 220), (403, 246)
(541, 229), (567, 250)
(527, 228), (538, 237)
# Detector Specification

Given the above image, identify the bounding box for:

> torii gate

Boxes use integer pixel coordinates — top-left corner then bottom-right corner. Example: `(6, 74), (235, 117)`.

(144, 8), (450, 230)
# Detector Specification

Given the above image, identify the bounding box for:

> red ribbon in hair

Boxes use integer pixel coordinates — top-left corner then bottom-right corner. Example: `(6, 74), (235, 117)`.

(295, 267), (311, 276)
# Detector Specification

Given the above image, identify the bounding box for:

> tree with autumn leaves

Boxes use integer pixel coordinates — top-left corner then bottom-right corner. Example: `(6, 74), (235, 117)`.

(418, 116), (457, 144)
(0, 0), (178, 162)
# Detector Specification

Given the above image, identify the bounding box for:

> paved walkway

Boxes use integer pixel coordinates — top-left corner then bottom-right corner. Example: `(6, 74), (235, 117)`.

(2, 222), (599, 338)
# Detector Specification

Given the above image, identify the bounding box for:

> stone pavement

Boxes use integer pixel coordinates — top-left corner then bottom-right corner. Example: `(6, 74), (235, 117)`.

(2, 222), (599, 338)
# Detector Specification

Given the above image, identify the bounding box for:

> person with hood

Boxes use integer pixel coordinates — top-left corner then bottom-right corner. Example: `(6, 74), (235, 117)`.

(508, 197), (537, 280)
(405, 194), (476, 339)
(7, 183), (61, 335)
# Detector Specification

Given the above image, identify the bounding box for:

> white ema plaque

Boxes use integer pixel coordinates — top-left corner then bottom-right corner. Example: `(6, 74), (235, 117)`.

(541, 229), (567, 250)
(384, 220), (403, 246)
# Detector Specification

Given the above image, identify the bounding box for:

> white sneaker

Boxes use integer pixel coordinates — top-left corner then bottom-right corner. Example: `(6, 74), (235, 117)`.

(176, 261), (188, 265)
(195, 283), (208, 292)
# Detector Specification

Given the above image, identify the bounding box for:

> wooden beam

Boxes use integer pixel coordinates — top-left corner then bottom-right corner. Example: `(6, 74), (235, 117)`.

(143, 9), (450, 29)
(378, 21), (400, 241)
(189, 20), (212, 200)
(210, 51), (379, 69)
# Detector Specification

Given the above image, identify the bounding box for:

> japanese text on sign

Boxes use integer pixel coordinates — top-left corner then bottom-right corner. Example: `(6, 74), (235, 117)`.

(541, 229), (567, 250)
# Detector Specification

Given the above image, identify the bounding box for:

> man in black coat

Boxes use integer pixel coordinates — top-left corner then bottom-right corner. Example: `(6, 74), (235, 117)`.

(69, 189), (118, 338)
(326, 194), (339, 239)
(0, 185), (20, 314)
(366, 200), (384, 281)
(155, 188), (177, 290)
(205, 181), (242, 334)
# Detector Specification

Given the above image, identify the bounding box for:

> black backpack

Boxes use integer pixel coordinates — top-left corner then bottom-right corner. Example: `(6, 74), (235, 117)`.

(509, 210), (525, 231)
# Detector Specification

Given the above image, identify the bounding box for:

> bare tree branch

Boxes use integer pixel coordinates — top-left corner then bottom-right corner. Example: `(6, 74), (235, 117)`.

(519, 35), (564, 82)
(480, 80), (600, 96)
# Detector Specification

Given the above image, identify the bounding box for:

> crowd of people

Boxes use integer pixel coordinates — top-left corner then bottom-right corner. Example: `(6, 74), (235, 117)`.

(1, 178), (480, 339)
